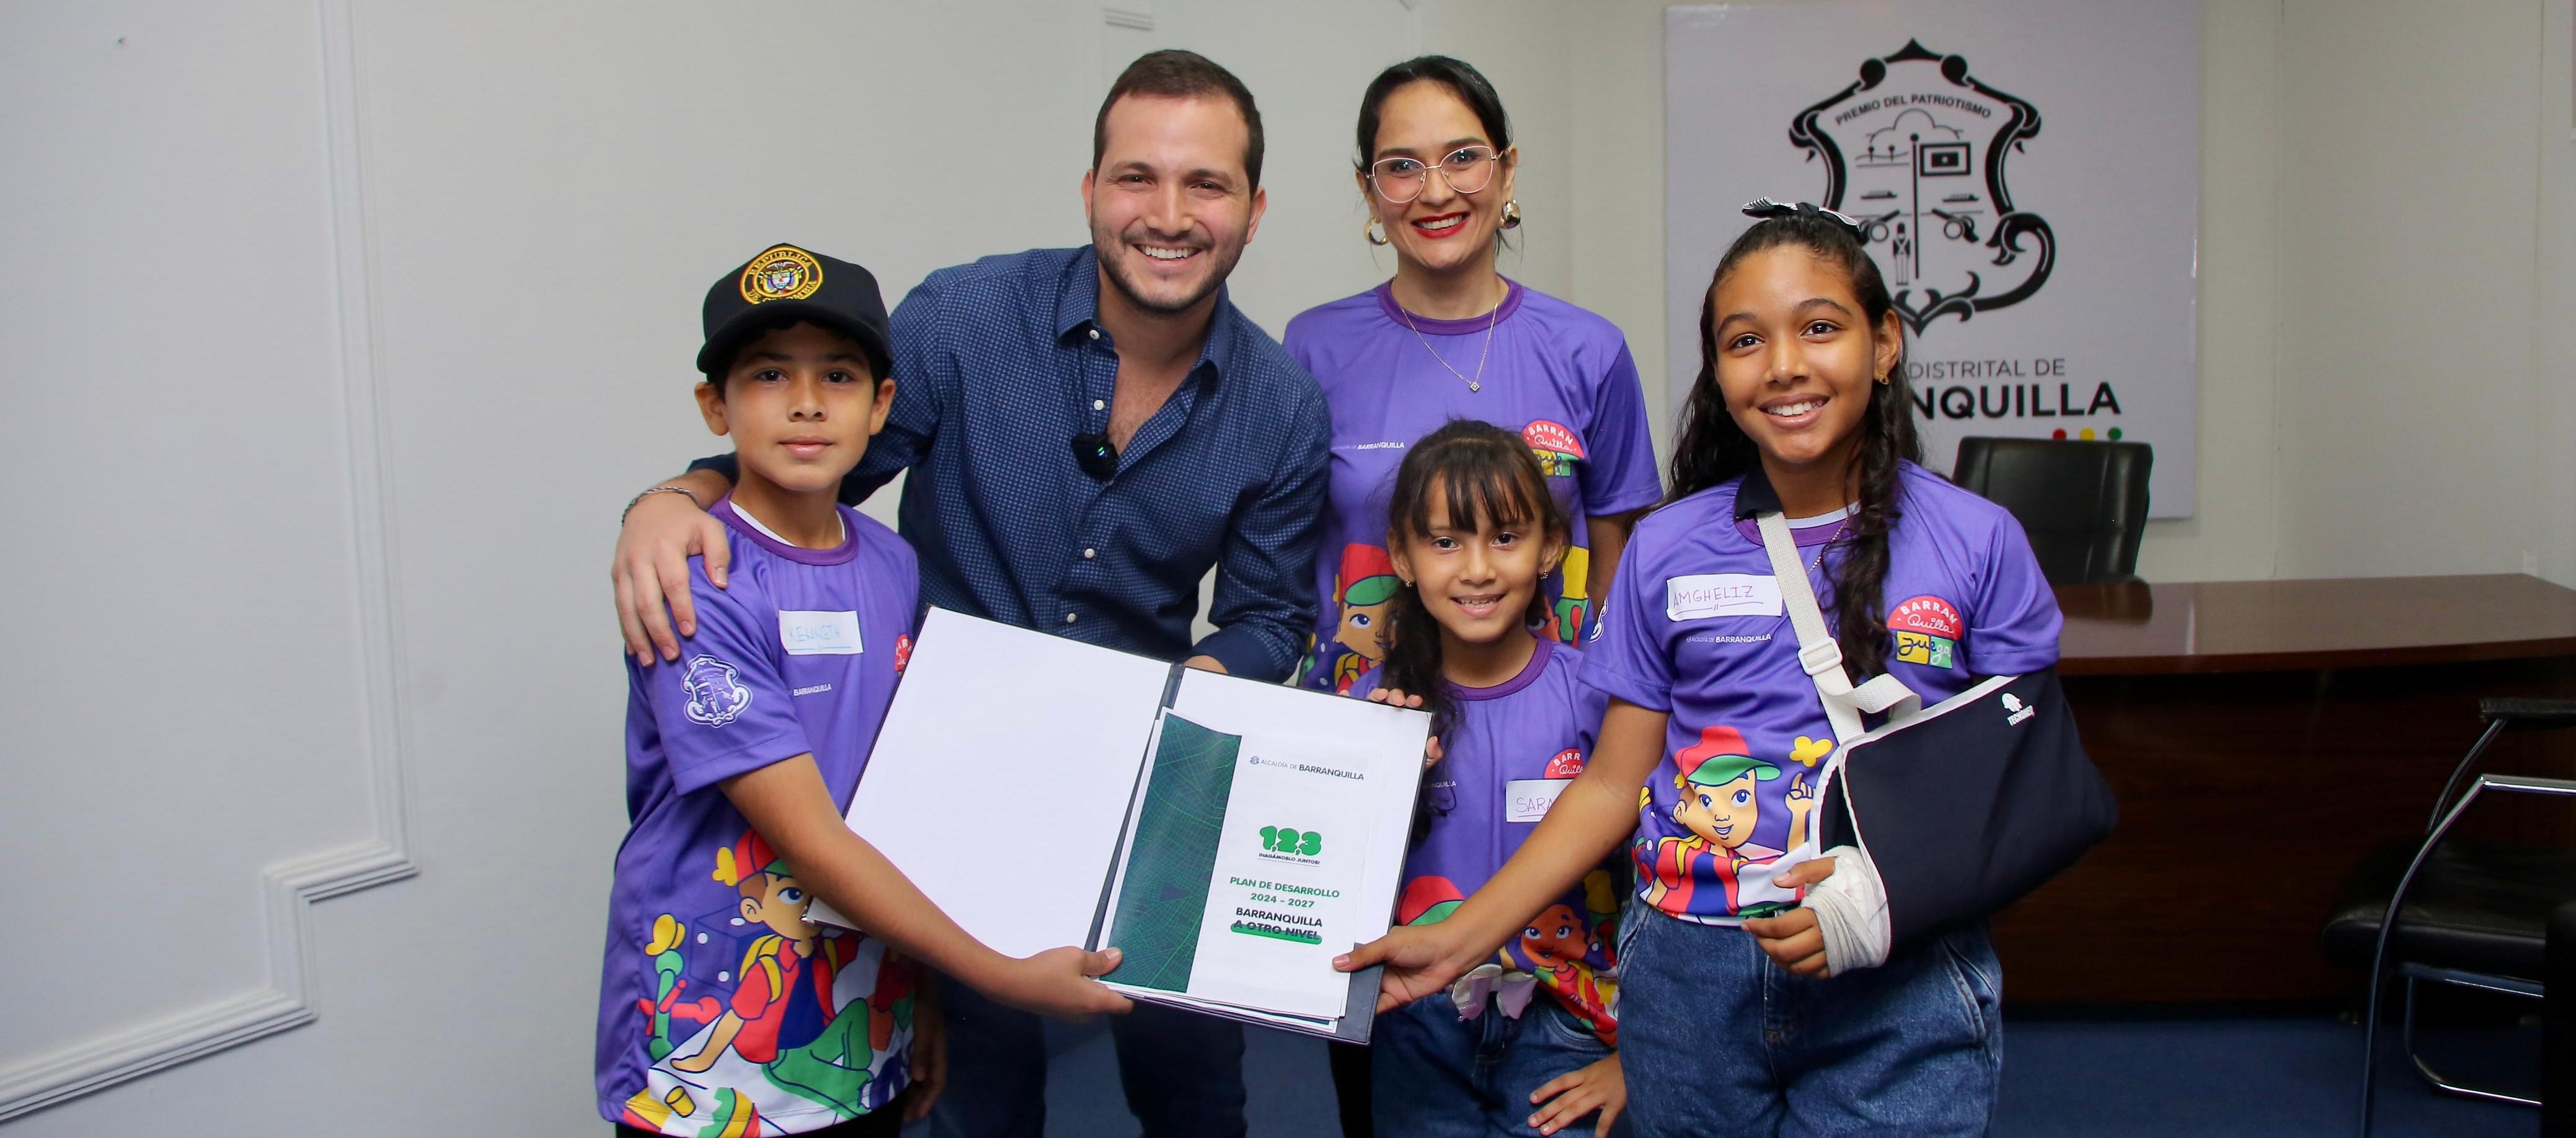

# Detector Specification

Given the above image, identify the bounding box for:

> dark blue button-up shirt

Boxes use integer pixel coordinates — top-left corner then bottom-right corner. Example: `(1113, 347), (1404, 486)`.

(703, 246), (1330, 680)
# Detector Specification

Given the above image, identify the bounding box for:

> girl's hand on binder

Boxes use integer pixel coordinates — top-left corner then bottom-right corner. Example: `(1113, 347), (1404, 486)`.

(1363, 688), (1445, 768)
(989, 946), (1133, 1018)
(1334, 924), (1476, 1012)
(1529, 1051), (1625, 1136)
(1743, 857), (1838, 976)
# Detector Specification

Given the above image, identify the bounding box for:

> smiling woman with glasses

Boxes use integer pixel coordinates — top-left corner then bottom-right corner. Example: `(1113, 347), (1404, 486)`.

(1279, 54), (1666, 1138)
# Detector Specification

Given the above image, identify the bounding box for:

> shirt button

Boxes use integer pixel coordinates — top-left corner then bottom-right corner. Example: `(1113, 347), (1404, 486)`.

(1083, 548), (1097, 559)
(1065, 612), (1079, 625)
(1087, 329), (1100, 340)
(1092, 399), (1106, 411)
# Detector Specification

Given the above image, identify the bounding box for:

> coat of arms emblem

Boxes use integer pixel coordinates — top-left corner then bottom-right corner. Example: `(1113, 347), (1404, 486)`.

(1790, 40), (2055, 335)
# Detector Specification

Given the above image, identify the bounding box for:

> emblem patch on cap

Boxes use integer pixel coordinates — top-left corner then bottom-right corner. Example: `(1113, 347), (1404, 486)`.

(740, 245), (825, 304)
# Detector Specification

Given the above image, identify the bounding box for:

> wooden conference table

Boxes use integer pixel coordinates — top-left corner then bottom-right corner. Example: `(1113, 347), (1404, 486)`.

(1991, 574), (2576, 1003)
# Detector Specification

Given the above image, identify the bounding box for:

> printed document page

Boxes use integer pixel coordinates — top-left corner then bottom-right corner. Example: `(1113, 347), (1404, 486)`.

(819, 609), (1171, 959)
(1092, 673), (1427, 1021)
(1169, 670), (1425, 969)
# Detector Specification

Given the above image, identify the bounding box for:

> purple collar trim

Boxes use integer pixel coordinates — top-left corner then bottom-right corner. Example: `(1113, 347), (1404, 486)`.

(714, 495), (862, 566)
(1373, 277), (1525, 336)
(1442, 636), (1552, 703)
(1728, 513), (1851, 549)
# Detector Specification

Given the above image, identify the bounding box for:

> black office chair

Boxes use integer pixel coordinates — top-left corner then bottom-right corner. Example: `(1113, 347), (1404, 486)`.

(1949, 437), (2153, 585)
(2319, 698), (2576, 1134)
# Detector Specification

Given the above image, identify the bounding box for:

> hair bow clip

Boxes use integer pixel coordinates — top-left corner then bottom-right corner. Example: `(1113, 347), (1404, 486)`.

(1741, 197), (1866, 242)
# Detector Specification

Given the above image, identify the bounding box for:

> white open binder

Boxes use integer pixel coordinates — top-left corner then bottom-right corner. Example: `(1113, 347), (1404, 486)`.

(812, 608), (1431, 1041)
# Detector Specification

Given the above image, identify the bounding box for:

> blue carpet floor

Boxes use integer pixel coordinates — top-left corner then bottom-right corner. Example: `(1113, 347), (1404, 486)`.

(903, 1007), (2542, 1137)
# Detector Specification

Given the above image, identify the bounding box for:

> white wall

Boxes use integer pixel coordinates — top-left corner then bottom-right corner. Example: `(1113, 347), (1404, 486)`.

(1, 0), (400, 1117)
(2532, 0), (2576, 587)
(1564, 0), (2576, 586)
(2265, 0), (2554, 580)
(4, 1), (2570, 1132)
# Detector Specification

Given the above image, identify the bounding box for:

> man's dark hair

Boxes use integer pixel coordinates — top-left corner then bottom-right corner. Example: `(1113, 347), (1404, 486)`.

(1092, 50), (1264, 187)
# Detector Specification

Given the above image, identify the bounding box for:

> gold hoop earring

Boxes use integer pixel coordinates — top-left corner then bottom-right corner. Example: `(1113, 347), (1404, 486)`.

(1500, 199), (1523, 230)
(1364, 218), (1390, 246)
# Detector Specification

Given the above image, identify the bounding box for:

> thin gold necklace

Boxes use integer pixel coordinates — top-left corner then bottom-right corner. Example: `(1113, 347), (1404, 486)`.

(1396, 277), (1505, 393)
(1808, 518), (1849, 574)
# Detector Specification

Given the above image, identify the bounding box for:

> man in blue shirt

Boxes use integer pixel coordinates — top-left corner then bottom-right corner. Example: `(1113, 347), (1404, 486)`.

(611, 51), (1324, 1138)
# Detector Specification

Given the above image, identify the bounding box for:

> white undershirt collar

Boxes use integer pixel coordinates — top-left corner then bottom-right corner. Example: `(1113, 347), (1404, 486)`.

(1783, 504), (1859, 529)
(730, 498), (846, 549)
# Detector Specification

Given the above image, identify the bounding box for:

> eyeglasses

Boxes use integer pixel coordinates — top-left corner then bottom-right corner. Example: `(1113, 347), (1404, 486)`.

(1367, 146), (1501, 204)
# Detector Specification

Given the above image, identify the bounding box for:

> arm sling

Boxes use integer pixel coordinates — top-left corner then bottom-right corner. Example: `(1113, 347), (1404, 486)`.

(1756, 512), (2118, 951)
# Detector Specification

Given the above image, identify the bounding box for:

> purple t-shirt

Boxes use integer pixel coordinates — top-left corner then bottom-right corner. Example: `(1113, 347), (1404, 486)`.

(1580, 463), (2062, 924)
(1285, 280), (1663, 695)
(597, 499), (921, 1134)
(1353, 639), (1624, 1042)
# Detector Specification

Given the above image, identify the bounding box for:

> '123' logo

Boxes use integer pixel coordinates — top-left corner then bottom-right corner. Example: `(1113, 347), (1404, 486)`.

(1260, 826), (1324, 856)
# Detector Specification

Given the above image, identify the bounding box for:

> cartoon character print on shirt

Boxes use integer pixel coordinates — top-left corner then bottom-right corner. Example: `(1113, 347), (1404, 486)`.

(1547, 546), (1592, 647)
(1522, 420), (1595, 647)
(1398, 869), (1622, 1041)
(619, 830), (916, 1134)
(1512, 868), (1622, 1044)
(1398, 745), (1622, 1040)
(1398, 876), (1467, 926)
(1889, 595), (1965, 670)
(1635, 726), (1817, 919)
(1328, 545), (1402, 694)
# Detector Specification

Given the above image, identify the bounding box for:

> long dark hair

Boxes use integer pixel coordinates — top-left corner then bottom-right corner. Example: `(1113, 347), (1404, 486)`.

(1378, 419), (1569, 736)
(1670, 211), (1921, 680)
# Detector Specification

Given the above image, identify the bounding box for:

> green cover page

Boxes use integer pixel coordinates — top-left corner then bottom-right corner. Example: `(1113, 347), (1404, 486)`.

(1103, 713), (1241, 994)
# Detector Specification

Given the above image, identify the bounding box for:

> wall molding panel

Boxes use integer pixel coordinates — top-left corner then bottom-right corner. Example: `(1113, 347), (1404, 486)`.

(0, 0), (417, 1120)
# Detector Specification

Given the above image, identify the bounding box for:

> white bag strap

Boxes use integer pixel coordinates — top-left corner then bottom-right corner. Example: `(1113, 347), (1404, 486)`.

(1755, 512), (1919, 745)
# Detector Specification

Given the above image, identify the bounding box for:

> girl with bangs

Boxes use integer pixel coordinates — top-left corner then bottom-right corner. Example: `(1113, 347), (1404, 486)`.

(1350, 419), (1630, 1137)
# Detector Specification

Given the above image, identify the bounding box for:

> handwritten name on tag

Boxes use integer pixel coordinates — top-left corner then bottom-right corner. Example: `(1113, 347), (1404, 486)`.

(1506, 778), (1572, 823)
(778, 610), (863, 656)
(1666, 574), (1782, 621)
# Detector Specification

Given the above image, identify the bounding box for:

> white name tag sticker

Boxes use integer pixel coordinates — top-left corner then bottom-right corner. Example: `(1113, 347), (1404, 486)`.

(778, 610), (864, 656)
(1505, 778), (1572, 824)
(1666, 574), (1782, 621)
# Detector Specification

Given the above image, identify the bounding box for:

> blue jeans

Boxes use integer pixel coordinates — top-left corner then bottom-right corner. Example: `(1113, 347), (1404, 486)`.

(1616, 910), (2002, 1137)
(1373, 992), (1617, 1137)
(926, 981), (1246, 1138)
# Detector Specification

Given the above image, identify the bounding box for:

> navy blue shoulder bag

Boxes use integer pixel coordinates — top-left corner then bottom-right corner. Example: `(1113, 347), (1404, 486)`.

(1756, 512), (2118, 950)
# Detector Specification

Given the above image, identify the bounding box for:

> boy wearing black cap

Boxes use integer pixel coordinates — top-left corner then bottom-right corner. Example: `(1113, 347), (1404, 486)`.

(596, 245), (1130, 1138)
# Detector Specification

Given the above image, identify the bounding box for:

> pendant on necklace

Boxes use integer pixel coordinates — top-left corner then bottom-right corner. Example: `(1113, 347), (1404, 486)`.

(1467, 381), (1480, 393)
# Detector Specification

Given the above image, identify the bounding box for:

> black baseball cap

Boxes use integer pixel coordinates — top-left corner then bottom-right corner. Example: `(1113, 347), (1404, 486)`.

(697, 242), (893, 378)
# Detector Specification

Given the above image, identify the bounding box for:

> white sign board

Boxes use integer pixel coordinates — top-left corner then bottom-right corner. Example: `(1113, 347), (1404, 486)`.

(1666, 0), (2200, 516)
